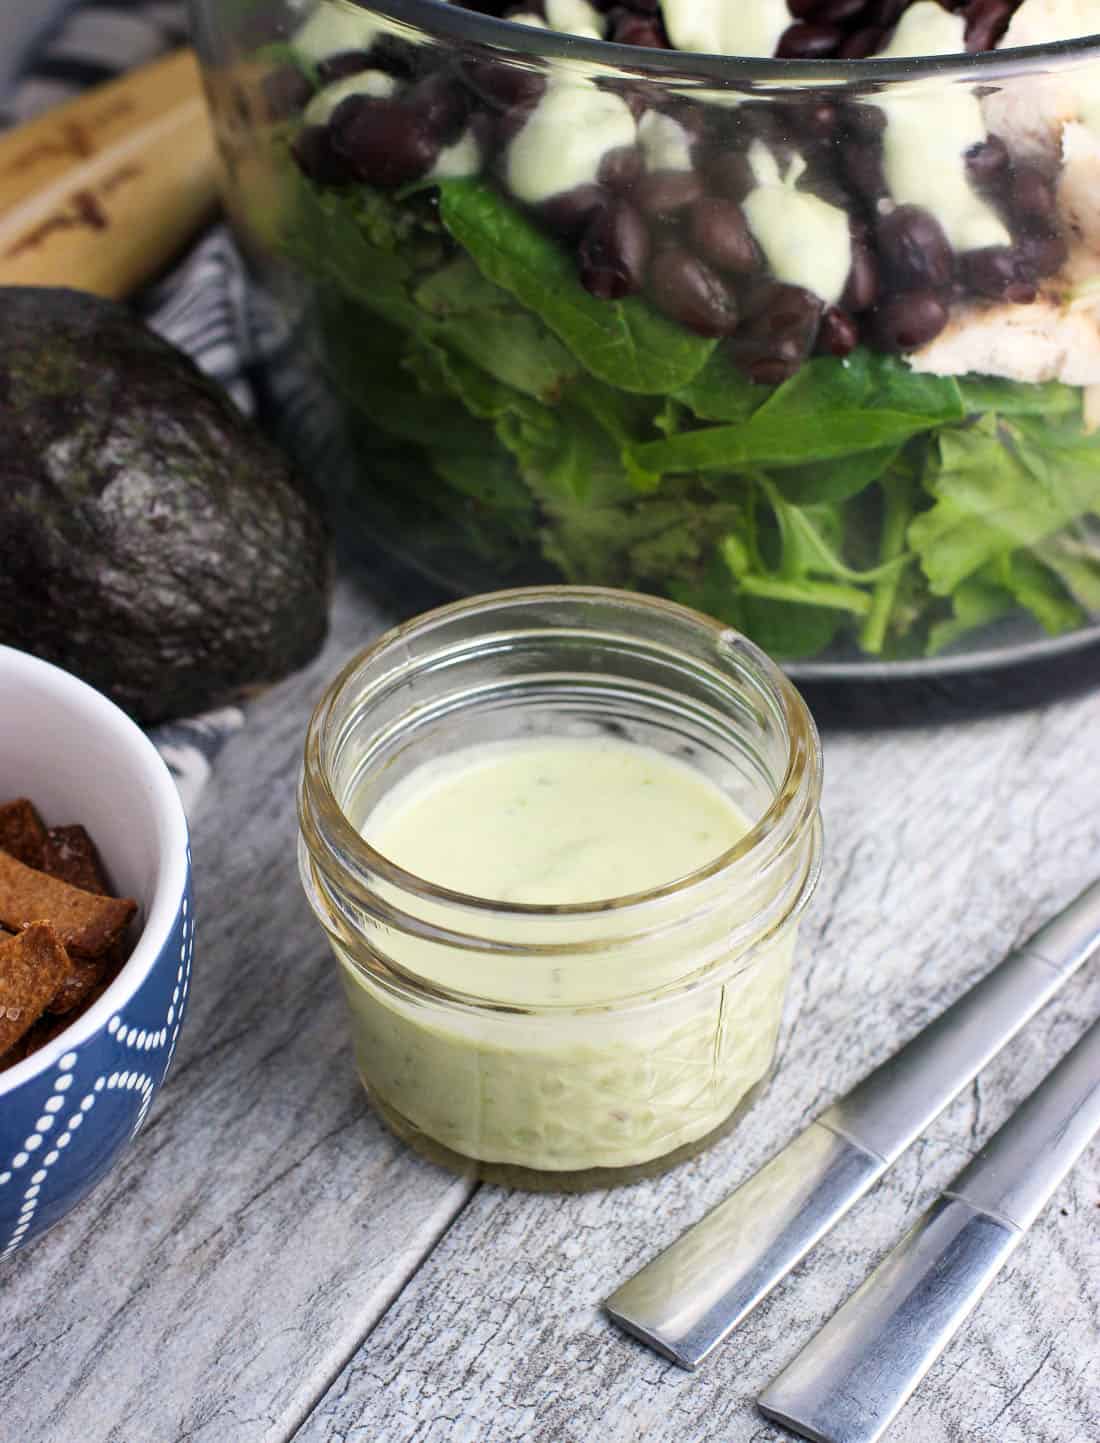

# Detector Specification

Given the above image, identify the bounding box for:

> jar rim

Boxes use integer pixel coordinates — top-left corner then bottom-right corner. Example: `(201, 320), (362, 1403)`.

(302, 585), (822, 921)
(337, 0), (1100, 85)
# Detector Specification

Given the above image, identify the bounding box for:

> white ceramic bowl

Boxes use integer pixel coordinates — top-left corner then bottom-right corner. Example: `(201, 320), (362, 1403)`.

(0, 646), (192, 1257)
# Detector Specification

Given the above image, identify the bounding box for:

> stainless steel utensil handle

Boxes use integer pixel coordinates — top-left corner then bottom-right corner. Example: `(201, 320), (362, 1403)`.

(605, 878), (1100, 1369)
(757, 1017), (1100, 1443)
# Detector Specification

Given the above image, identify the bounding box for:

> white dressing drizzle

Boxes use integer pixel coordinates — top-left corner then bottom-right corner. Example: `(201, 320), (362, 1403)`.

(293, 0), (451, 60)
(506, 82), (636, 203)
(661, 0), (792, 58)
(874, 4), (1010, 252)
(292, 5), (384, 62)
(304, 69), (396, 126)
(507, 0), (606, 41)
(742, 142), (852, 303)
(637, 110), (694, 172)
(429, 129), (483, 179)
(545, 0), (606, 40)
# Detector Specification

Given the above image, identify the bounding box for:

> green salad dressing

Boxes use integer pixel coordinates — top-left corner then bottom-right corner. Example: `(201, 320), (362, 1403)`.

(335, 739), (794, 1172)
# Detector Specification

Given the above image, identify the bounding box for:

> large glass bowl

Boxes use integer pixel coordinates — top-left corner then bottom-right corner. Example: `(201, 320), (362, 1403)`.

(190, 0), (1100, 678)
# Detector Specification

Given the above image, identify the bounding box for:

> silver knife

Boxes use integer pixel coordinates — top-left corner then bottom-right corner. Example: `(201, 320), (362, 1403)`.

(758, 1013), (1100, 1443)
(605, 878), (1100, 1369)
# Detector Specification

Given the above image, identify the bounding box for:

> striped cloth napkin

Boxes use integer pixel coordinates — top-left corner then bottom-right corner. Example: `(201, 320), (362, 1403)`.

(1, 0), (265, 817)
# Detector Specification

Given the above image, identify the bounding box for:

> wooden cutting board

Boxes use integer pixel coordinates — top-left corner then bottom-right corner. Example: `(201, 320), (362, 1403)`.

(0, 48), (218, 298)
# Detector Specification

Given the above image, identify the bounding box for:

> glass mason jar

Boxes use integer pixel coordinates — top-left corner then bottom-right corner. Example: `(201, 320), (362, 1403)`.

(298, 587), (823, 1189)
(191, 2), (1100, 677)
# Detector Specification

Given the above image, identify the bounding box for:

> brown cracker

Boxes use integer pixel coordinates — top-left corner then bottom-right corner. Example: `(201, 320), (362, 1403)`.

(43, 825), (111, 895)
(0, 849), (136, 958)
(0, 1006), (74, 1070)
(0, 799), (48, 870)
(46, 955), (107, 1015)
(0, 922), (75, 1057)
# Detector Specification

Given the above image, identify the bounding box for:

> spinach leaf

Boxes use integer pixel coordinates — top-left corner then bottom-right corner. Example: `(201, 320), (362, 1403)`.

(437, 178), (716, 394)
(414, 257), (578, 403)
(754, 352), (964, 425)
(957, 375), (1081, 418)
(633, 408), (949, 473)
(1037, 532), (1100, 612)
(995, 552), (1085, 635)
(282, 176), (435, 331)
(675, 349), (766, 423)
(910, 414), (1100, 595)
(926, 573), (1017, 655)
(772, 446), (901, 505)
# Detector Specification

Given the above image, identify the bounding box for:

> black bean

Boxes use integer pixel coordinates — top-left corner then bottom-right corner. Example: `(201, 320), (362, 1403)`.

(838, 26), (884, 57)
(578, 200), (650, 298)
(730, 284), (824, 384)
(461, 57), (546, 110)
(329, 95), (440, 186)
(877, 205), (954, 290)
(739, 104), (783, 143)
(261, 64), (313, 121)
(843, 102), (886, 139)
(777, 22), (844, 58)
(468, 109), (496, 155)
(635, 170), (704, 219)
(689, 197), (760, 275)
(291, 124), (353, 185)
(790, 100), (840, 140)
(669, 102), (712, 145)
(1011, 165), (1057, 225)
(965, 0), (1015, 51)
(869, 291), (950, 351)
(609, 12), (669, 46)
(965, 134), (1010, 187)
(369, 35), (427, 80)
(600, 145), (644, 191)
(816, 305), (859, 357)
(959, 246), (1038, 303)
(842, 140), (888, 201)
(705, 150), (755, 203)
(866, 0), (906, 24)
(614, 85), (654, 122)
(1018, 229), (1067, 278)
(788, 0), (826, 17)
(538, 184), (608, 239)
(818, 0), (873, 23)
(315, 50), (375, 86)
(494, 98), (540, 147)
(406, 71), (470, 145)
(649, 248), (739, 336)
(842, 236), (880, 312)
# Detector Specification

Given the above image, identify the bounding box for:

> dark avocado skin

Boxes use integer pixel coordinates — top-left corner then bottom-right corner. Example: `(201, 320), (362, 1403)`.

(0, 286), (330, 724)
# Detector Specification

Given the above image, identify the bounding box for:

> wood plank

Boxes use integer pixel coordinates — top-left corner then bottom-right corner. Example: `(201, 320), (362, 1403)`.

(0, 579), (476, 1443)
(294, 688), (1100, 1443)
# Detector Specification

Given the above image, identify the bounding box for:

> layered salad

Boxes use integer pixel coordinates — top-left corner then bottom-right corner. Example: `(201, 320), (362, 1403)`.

(259, 0), (1100, 661)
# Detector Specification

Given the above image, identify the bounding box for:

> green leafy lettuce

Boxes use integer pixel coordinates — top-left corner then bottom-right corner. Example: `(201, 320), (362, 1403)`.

(277, 165), (1100, 661)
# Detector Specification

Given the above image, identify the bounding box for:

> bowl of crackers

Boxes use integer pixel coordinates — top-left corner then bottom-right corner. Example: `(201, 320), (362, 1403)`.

(0, 646), (192, 1257)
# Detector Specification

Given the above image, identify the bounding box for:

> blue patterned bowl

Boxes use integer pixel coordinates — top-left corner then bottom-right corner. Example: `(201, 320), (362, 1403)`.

(0, 647), (192, 1257)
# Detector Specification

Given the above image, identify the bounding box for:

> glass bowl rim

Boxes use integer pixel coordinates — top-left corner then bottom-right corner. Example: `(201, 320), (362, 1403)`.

(331, 0), (1100, 86)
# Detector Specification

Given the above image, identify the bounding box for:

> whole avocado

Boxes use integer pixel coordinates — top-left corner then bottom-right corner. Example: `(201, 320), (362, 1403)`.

(0, 286), (330, 724)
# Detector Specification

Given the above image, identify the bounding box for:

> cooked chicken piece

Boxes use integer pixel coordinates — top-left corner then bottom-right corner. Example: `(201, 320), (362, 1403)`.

(983, 0), (1100, 165)
(910, 256), (1100, 389)
(1059, 120), (1100, 253)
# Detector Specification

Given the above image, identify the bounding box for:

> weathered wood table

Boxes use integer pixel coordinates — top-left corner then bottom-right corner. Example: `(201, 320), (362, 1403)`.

(4, 572), (1098, 1443)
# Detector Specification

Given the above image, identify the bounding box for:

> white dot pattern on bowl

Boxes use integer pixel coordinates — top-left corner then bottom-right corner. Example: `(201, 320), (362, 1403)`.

(0, 877), (194, 1258)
